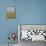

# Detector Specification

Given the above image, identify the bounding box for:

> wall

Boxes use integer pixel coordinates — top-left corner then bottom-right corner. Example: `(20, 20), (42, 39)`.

(0, 0), (46, 44)
(0, 0), (17, 44)
(16, 0), (46, 24)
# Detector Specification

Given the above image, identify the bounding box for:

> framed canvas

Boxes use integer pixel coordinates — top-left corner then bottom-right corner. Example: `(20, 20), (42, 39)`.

(18, 24), (46, 42)
(6, 7), (16, 19)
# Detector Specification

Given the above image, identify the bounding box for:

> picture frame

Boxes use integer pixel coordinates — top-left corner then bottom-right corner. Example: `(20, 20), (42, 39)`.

(6, 7), (16, 19)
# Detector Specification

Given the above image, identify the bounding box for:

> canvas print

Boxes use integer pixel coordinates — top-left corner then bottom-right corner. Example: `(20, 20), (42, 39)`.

(18, 25), (46, 46)
(6, 7), (16, 18)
